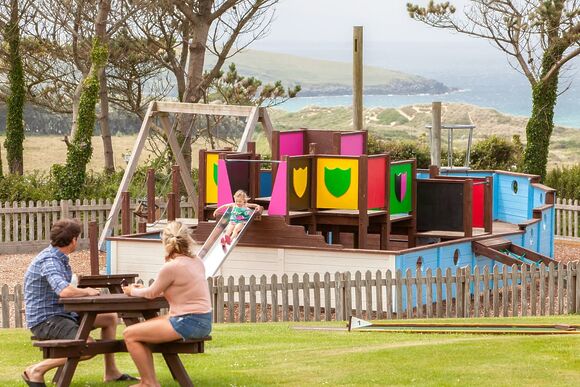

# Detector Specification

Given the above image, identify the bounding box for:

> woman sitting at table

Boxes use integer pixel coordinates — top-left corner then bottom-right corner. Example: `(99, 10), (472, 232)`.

(122, 221), (212, 387)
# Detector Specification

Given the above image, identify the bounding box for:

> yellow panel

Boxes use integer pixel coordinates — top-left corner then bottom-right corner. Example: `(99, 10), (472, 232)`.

(205, 153), (219, 204)
(316, 158), (358, 209)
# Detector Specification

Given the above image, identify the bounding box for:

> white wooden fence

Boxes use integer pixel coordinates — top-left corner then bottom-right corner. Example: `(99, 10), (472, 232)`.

(0, 199), (195, 253)
(556, 198), (579, 240)
(0, 197), (578, 254)
(2, 263), (578, 328)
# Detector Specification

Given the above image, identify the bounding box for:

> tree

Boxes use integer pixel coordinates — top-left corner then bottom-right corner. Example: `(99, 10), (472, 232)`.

(130, 0), (279, 171)
(0, 0), (28, 175)
(51, 1), (111, 199)
(407, 0), (580, 178)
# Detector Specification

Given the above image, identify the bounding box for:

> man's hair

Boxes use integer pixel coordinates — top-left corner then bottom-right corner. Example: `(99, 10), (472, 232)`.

(50, 219), (82, 247)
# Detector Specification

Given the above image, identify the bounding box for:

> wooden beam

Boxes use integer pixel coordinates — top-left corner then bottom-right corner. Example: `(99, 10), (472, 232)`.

(353, 26), (363, 131)
(152, 101), (254, 116)
(158, 114), (198, 212)
(237, 107), (260, 152)
(98, 102), (154, 250)
(431, 102), (442, 167)
(472, 242), (520, 266)
(259, 108), (274, 149)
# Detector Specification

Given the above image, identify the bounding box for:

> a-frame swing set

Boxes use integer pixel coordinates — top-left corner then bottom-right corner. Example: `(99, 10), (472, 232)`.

(98, 101), (275, 250)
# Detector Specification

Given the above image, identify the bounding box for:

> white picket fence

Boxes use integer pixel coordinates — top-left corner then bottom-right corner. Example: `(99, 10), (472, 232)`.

(0, 197), (578, 254)
(556, 198), (579, 240)
(0, 198), (195, 253)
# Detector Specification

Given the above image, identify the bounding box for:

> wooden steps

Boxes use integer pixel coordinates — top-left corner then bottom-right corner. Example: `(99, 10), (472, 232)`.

(193, 215), (337, 249)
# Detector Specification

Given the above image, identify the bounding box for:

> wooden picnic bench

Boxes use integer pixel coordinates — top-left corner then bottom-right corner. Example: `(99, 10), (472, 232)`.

(32, 293), (209, 387)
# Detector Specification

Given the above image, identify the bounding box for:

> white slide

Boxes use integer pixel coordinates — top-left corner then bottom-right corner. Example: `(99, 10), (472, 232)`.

(197, 207), (258, 278)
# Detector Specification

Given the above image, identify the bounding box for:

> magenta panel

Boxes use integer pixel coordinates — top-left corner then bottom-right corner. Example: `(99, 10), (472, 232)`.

(267, 161), (288, 216)
(217, 160), (233, 207)
(340, 133), (364, 156)
(279, 132), (304, 158)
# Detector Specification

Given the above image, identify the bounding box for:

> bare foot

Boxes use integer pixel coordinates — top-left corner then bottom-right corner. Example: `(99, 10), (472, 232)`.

(24, 366), (45, 383)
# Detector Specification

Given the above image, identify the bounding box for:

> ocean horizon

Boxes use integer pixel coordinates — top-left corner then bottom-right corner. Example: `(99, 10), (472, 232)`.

(258, 41), (580, 129)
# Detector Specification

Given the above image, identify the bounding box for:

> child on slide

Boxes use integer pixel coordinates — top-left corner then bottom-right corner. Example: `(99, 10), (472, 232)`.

(213, 190), (262, 250)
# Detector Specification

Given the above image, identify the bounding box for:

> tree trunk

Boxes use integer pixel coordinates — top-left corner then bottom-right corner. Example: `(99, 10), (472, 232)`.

(178, 20), (211, 172)
(3, 0), (25, 175)
(522, 45), (564, 179)
(95, 0), (114, 174)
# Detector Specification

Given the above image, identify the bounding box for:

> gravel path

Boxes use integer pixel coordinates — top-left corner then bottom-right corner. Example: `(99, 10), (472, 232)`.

(1, 241), (578, 288)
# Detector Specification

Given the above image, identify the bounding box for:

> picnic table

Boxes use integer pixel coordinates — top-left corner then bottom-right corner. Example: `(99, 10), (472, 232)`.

(34, 291), (209, 387)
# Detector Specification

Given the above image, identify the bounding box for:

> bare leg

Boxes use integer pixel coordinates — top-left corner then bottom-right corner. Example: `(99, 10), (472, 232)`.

(224, 223), (235, 237)
(94, 313), (125, 381)
(123, 316), (181, 387)
(231, 222), (245, 239)
(25, 313), (122, 383)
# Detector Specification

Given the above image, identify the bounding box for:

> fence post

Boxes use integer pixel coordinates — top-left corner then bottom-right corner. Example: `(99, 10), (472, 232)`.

(89, 221), (99, 275)
(60, 199), (69, 219)
(147, 169), (156, 223)
(121, 192), (131, 235)
(1, 285), (10, 328)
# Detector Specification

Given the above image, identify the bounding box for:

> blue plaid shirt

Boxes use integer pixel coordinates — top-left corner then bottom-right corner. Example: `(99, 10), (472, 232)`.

(24, 245), (74, 328)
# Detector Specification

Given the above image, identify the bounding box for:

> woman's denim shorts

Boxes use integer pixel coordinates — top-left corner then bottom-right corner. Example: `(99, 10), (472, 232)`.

(169, 312), (212, 340)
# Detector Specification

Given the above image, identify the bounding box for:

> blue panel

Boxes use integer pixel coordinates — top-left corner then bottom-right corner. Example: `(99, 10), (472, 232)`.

(439, 171), (493, 179)
(439, 242), (473, 274)
(523, 222), (540, 252)
(259, 170), (273, 197)
(416, 172), (429, 180)
(495, 173), (532, 223)
(532, 187), (546, 208)
(106, 240), (111, 275)
(539, 207), (554, 257)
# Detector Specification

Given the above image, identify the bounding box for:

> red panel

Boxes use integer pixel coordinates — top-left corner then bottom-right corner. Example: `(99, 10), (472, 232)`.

(367, 158), (386, 209)
(472, 179), (485, 228)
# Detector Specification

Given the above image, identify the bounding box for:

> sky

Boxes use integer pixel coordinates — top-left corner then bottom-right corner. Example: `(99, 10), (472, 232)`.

(252, 0), (506, 74)
(256, 0), (475, 44)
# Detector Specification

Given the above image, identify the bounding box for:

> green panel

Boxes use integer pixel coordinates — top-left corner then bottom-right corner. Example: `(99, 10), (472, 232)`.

(390, 163), (413, 215)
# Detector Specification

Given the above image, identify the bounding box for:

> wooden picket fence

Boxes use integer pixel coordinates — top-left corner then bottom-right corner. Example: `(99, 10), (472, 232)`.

(0, 196), (577, 253)
(2, 262), (577, 328)
(0, 198), (195, 253)
(556, 198), (579, 240)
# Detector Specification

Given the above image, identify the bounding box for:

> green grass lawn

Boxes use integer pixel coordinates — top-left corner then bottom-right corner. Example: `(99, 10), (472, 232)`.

(1, 316), (579, 386)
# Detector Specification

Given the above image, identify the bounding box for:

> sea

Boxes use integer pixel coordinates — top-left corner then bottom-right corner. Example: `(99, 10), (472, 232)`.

(258, 41), (580, 129)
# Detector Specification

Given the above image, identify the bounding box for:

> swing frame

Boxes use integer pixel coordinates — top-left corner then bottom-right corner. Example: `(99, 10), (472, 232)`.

(98, 101), (275, 249)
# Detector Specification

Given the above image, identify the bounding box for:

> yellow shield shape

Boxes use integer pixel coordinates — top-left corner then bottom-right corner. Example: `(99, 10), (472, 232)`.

(293, 167), (308, 198)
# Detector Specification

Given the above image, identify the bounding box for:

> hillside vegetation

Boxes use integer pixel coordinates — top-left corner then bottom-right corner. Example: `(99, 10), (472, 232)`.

(205, 49), (450, 96)
(1, 103), (578, 174)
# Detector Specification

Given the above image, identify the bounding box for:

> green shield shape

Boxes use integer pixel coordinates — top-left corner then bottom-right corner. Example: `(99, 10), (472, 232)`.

(324, 167), (351, 198)
(213, 163), (218, 185)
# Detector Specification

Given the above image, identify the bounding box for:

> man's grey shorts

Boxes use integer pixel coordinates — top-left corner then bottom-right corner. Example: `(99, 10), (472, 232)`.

(30, 315), (79, 340)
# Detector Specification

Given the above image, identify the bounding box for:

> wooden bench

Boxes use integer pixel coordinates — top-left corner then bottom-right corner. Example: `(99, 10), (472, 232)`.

(34, 337), (211, 358)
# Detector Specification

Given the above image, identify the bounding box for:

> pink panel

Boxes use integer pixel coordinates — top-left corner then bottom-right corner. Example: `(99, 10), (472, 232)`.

(217, 160), (233, 207)
(267, 161), (288, 216)
(279, 132), (304, 158)
(340, 133), (364, 156)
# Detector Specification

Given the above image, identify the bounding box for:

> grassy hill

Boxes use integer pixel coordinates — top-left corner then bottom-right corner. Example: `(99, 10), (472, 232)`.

(205, 49), (450, 95)
(2, 103), (577, 174)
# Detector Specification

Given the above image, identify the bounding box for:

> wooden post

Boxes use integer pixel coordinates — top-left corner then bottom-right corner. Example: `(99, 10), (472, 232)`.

(89, 221), (99, 275)
(484, 176), (493, 233)
(353, 26), (364, 131)
(167, 193), (176, 221)
(429, 165), (440, 178)
(147, 168), (155, 223)
(171, 165), (180, 218)
(121, 192), (131, 235)
(431, 102), (442, 167)
(463, 179), (473, 237)
(138, 220), (147, 234)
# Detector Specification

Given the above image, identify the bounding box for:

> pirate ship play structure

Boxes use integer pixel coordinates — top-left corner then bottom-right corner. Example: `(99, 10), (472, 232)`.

(103, 102), (557, 293)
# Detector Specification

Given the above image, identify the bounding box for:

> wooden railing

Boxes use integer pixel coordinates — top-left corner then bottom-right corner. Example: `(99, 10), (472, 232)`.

(3, 263), (577, 328)
(0, 199), (195, 253)
(556, 198), (579, 240)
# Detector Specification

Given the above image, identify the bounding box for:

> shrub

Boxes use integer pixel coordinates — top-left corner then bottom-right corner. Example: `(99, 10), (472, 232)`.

(545, 164), (580, 201)
(469, 135), (522, 171)
(367, 134), (430, 168)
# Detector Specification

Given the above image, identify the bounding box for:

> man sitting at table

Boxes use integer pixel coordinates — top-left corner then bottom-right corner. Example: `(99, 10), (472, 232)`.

(22, 218), (137, 386)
